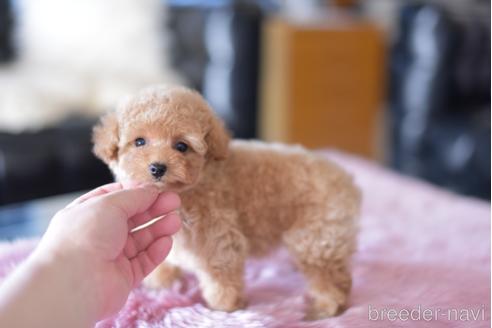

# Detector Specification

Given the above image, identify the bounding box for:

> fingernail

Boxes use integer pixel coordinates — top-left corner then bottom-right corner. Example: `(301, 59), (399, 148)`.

(141, 183), (159, 191)
(122, 180), (143, 189)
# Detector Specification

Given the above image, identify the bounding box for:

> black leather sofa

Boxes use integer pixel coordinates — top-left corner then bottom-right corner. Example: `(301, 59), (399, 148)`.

(0, 0), (13, 62)
(168, 0), (267, 139)
(0, 117), (113, 205)
(389, 3), (490, 199)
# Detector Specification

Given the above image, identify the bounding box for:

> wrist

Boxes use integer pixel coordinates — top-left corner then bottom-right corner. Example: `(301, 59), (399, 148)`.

(27, 248), (102, 326)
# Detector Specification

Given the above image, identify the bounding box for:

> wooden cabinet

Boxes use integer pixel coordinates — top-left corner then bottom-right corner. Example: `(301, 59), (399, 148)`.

(259, 17), (385, 159)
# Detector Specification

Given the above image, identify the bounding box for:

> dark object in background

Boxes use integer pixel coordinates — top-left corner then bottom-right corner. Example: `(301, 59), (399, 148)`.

(390, 3), (491, 200)
(0, 117), (113, 205)
(167, 6), (207, 91)
(0, 0), (14, 62)
(0, 0), (266, 204)
(168, 0), (265, 139)
(0, 0), (114, 205)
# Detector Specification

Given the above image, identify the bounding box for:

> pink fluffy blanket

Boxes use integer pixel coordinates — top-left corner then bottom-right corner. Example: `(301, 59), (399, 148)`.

(0, 152), (489, 327)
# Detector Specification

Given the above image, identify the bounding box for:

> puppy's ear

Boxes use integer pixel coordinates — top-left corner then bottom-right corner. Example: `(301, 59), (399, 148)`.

(205, 115), (230, 160)
(92, 112), (119, 164)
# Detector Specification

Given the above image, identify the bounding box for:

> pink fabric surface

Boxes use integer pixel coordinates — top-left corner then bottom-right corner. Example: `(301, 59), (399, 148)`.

(0, 152), (490, 327)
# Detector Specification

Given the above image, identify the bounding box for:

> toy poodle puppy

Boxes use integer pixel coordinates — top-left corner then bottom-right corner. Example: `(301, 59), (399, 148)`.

(92, 85), (360, 319)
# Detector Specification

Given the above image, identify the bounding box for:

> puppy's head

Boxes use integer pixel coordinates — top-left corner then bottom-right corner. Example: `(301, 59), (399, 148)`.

(92, 85), (229, 192)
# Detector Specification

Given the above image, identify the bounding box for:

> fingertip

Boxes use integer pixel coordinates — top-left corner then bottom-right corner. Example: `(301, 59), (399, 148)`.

(147, 236), (173, 266)
(148, 212), (181, 237)
(158, 192), (181, 209)
(165, 213), (182, 234)
(130, 183), (160, 199)
(145, 212), (181, 237)
(121, 180), (143, 189)
(121, 181), (160, 194)
(141, 182), (159, 189)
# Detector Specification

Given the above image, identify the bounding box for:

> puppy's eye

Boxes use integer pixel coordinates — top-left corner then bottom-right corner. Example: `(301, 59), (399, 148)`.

(135, 138), (146, 147)
(174, 141), (188, 153)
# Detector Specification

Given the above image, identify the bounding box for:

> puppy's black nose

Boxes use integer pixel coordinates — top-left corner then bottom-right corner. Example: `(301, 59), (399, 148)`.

(149, 163), (167, 179)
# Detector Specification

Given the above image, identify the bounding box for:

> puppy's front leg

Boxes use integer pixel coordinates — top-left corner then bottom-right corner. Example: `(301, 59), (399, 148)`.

(144, 262), (182, 289)
(197, 264), (245, 312)
(195, 227), (248, 312)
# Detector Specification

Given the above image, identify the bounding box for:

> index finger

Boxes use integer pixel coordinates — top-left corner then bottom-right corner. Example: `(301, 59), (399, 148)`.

(94, 185), (178, 221)
(65, 181), (141, 208)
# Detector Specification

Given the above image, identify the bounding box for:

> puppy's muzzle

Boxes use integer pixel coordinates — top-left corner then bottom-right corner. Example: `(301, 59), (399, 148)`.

(149, 163), (167, 179)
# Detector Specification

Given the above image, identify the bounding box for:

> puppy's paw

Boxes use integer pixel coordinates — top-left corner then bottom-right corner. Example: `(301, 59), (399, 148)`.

(209, 296), (247, 312)
(204, 286), (247, 312)
(304, 293), (347, 320)
(143, 264), (182, 289)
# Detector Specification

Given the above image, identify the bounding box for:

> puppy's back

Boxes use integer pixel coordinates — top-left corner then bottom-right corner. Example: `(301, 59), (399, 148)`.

(204, 140), (359, 252)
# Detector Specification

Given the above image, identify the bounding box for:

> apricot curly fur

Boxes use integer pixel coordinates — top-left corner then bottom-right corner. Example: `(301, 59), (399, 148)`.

(92, 85), (361, 319)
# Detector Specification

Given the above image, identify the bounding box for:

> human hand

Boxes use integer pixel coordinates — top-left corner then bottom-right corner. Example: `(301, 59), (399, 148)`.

(33, 182), (181, 320)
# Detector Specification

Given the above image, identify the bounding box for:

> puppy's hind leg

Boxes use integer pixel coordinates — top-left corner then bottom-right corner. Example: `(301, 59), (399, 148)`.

(283, 212), (357, 320)
(297, 256), (352, 320)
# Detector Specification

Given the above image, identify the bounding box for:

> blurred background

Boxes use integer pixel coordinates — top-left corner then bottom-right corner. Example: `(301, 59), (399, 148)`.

(0, 0), (489, 213)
